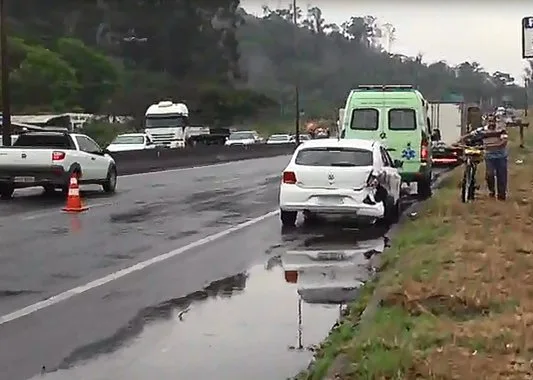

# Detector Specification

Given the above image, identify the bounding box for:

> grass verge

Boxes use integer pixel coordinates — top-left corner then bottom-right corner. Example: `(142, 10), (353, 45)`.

(297, 127), (533, 380)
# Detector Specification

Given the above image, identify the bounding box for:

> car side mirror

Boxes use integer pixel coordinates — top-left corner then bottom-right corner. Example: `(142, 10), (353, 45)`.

(146, 140), (154, 145)
(393, 159), (403, 168)
(102, 148), (111, 155)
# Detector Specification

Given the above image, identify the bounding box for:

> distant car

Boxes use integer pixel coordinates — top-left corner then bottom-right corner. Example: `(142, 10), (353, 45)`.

(267, 134), (293, 144)
(278, 138), (403, 227)
(106, 133), (155, 152)
(289, 134), (310, 143)
(431, 140), (462, 167)
(224, 131), (261, 146)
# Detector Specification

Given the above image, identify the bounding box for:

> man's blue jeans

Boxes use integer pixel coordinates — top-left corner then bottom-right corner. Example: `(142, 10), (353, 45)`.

(485, 156), (507, 198)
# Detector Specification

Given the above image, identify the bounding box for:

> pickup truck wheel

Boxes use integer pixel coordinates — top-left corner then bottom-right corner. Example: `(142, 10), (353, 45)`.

(0, 185), (14, 199)
(43, 185), (56, 195)
(102, 167), (117, 193)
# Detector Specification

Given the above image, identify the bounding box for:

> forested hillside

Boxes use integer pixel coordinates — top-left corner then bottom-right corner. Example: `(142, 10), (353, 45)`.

(2, 1), (526, 125)
(238, 5), (526, 118)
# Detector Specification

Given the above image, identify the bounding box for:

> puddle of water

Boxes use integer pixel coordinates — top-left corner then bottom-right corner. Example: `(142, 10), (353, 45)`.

(33, 265), (338, 380)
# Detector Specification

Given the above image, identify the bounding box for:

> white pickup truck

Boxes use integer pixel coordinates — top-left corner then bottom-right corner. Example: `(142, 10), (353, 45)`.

(0, 131), (117, 199)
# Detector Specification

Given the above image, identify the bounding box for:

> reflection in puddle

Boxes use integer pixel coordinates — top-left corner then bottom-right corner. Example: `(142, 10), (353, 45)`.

(32, 266), (338, 380)
(281, 237), (387, 305)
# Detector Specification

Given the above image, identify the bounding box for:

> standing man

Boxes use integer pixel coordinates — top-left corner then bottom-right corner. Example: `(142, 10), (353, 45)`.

(460, 114), (508, 200)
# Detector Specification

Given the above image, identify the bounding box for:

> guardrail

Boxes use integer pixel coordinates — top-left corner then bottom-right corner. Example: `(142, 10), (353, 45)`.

(111, 144), (296, 175)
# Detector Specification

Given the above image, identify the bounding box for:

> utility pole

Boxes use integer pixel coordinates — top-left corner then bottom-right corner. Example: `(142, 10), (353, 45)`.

(292, 0), (300, 145)
(525, 77), (529, 117)
(0, 0), (11, 146)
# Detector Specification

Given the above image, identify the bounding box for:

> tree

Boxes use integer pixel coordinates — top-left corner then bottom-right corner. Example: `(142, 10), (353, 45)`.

(7, 38), (79, 112)
(239, 5), (526, 115)
(55, 38), (120, 112)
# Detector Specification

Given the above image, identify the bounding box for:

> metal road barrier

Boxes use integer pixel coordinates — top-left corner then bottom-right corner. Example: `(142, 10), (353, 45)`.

(111, 144), (296, 175)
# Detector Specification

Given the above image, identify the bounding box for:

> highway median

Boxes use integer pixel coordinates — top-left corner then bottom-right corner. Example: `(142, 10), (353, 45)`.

(297, 128), (532, 380)
(111, 144), (295, 175)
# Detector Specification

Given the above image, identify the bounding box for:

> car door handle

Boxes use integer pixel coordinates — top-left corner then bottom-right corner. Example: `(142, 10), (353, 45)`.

(91, 157), (96, 160)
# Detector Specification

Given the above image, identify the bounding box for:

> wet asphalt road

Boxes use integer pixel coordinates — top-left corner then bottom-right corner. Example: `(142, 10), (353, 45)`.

(0, 156), (442, 380)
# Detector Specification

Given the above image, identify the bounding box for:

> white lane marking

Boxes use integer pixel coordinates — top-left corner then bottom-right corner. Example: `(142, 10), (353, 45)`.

(0, 209), (279, 326)
(121, 154), (291, 178)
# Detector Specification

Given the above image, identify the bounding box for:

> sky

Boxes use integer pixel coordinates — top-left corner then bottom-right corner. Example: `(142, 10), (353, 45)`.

(242, 0), (531, 84)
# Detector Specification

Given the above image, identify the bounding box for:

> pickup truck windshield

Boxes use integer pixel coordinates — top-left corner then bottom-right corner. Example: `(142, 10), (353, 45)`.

(13, 134), (74, 149)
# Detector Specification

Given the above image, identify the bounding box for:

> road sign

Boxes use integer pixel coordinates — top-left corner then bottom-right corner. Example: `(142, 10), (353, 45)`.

(522, 17), (533, 58)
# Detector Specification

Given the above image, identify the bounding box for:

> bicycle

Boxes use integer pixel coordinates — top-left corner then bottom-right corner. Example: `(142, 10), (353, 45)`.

(458, 145), (484, 203)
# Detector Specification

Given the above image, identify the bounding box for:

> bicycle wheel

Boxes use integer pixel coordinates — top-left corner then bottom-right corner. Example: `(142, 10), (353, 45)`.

(468, 164), (477, 200)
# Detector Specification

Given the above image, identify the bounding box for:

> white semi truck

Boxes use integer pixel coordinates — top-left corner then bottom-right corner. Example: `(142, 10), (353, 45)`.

(144, 100), (190, 148)
(144, 100), (230, 147)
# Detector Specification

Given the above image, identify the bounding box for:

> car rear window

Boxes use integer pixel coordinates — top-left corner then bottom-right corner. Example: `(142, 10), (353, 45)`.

(350, 108), (378, 130)
(295, 147), (373, 167)
(388, 108), (416, 130)
(13, 134), (74, 148)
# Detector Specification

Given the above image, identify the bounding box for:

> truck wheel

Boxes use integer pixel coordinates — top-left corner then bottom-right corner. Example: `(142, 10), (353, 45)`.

(417, 174), (432, 199)
(280, 210), (297, 227)
(102, 166), (117, 193)
(0, 184), (14, 199)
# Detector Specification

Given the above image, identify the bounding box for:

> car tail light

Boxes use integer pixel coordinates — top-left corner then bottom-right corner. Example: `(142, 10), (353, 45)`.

(282, 171), (297, 184)
(421, 139), (429, 160)
(52, 151), (65, 161)
(284, 270), (298, 283)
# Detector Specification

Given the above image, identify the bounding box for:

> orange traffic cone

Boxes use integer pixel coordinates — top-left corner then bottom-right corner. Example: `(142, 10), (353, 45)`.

(62, 174), (88, 212)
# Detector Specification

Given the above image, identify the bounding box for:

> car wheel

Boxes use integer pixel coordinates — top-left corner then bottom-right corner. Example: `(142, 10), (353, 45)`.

(303, 210), (321, 226)
(43, 185), (56, 195)
(417, 174), (432, 199)
(0, 184), (14, 199)
(383, 195), (400, 225)
(280, 210), (297, 227)
(102, 166), (117, 193)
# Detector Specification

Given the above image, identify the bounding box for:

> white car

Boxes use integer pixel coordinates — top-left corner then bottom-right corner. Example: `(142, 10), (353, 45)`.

(266, 134), (293, 144)
(278, 138), (402, 226)
(107, 133), (155, 152)
(224, 131), (261, 146)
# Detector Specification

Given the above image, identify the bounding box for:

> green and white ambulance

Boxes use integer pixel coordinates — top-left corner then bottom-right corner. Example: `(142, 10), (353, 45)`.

(339, 85), (433, 198)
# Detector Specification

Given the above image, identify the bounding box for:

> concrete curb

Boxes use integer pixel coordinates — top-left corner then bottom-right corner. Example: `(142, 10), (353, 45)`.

(320, 168), (456, 379)
(112, 144), (296, 175)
